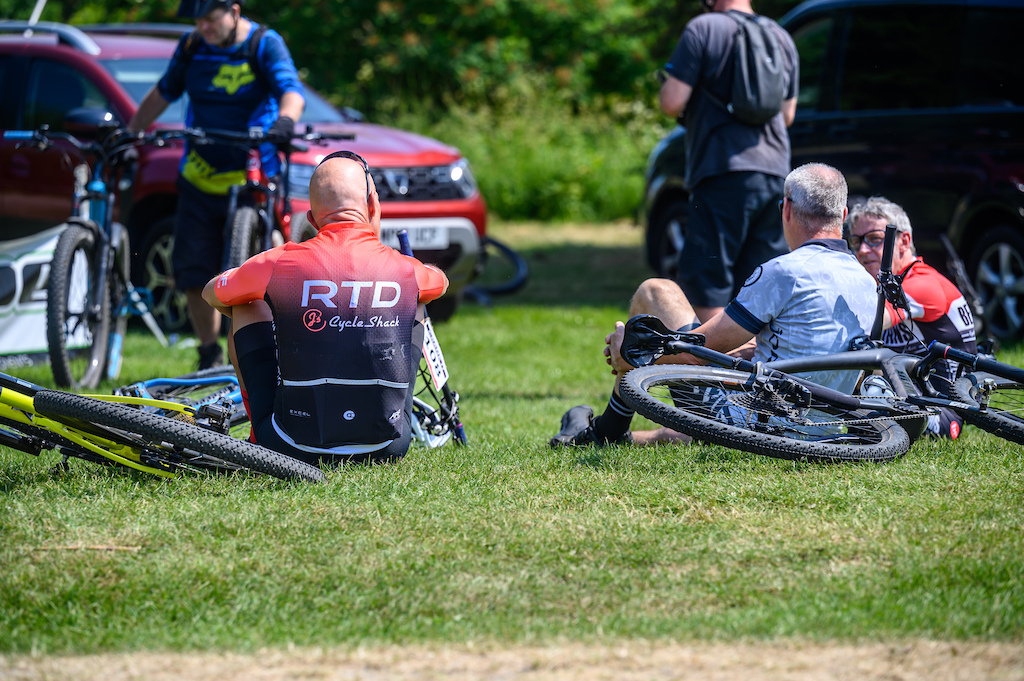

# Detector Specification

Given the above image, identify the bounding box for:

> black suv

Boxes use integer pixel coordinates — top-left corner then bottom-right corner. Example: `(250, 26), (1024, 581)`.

(642, 0), (1024, 340)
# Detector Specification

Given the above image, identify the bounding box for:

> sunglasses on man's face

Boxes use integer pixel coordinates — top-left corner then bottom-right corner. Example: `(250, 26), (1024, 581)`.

(318, 150), (372, 207)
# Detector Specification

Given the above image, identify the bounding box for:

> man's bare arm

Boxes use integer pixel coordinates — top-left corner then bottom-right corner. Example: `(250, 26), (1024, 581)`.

(659, 73), (693, 119)
(127, 86), (170, 133)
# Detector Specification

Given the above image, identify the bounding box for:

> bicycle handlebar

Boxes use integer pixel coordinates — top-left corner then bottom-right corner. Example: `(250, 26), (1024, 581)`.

(153, 126), (354, 152)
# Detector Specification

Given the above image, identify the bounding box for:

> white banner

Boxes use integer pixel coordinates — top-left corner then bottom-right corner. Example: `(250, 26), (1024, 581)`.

(0, 226), (62, 361)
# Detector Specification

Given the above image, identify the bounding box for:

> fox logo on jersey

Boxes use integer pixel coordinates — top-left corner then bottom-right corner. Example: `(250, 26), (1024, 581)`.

(212, 63), (256, 95)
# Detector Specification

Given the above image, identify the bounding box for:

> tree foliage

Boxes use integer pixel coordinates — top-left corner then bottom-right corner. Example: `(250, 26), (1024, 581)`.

(2, 0), (802, 118)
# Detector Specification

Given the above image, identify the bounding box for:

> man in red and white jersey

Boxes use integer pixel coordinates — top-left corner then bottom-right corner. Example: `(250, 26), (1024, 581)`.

(848, 196), (976, 438)
(202, 151), (448, 465)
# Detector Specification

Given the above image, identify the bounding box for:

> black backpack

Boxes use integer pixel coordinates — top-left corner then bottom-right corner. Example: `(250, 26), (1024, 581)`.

(705, 11), (787, 126)
(179, 24), (269, 88)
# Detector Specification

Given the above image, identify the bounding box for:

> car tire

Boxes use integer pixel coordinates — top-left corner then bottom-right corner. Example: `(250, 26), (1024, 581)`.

(646, 199), (688, 279)
(137, 216), (191, 335)
(967, 225), (1024, 341)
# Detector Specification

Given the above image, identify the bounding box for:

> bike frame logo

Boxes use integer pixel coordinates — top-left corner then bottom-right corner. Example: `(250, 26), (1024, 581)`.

(303, 308), (326, 332)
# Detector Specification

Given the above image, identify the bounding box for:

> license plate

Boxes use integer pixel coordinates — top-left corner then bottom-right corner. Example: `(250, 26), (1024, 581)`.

(380, 226), (449, 250)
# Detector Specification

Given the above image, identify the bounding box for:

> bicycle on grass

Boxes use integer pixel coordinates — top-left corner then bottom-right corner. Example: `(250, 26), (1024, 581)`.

(0, 369), (323, 482)
(616, 225), (1024, 463)
(400, 229), (467, 446)
(3, 122), (169, 390)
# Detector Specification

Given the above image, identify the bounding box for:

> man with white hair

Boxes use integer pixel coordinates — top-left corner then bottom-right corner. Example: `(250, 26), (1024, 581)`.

(847, 196), (977, 438)
(552, 163), (878, 448)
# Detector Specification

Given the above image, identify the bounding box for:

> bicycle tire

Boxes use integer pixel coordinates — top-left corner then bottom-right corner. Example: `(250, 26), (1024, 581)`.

(105, 223), (131, 381)
(46, 223), (110, 389)
(951, 372), (1024, 444)
(34, 391), (324, 482)
(619, 365), (910, 463)
(228, 206), (261, 269)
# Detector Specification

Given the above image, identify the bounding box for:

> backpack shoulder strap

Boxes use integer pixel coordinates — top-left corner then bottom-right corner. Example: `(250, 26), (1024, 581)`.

(246, 24), (270, 88)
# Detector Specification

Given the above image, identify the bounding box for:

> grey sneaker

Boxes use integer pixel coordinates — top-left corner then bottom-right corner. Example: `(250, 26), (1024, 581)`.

(549, 405), (633, 448)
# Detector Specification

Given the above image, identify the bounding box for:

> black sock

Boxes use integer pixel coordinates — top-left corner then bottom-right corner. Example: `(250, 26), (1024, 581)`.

(593, 391), (634, 440)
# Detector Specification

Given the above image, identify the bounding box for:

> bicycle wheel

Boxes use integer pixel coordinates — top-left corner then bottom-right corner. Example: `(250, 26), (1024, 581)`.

(105, 223), (131, 381)
(228, 206), (261, 269)
(121, 366), (249, 434)
(46, 223), (110, 389)
(619, 365), (910, 463)
(951, 372), (1024, 444)
(34, 390), (323, 482)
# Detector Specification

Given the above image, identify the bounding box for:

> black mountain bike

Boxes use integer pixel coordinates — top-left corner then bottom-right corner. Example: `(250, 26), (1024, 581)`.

(160, 126), (354, 271)
(617, 226), (1024, 463)
(3, 123), (168, 389)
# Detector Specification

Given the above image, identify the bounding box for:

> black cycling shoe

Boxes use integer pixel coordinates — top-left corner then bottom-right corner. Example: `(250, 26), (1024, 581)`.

(197, 342), (224, 371)
(549, 405), (633, 448)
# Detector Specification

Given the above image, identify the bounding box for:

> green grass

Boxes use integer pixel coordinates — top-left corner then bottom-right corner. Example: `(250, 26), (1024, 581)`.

(1, 221), (1023, 654)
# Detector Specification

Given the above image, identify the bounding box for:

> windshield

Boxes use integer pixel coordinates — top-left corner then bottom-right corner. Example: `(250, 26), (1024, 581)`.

(99, 57), (351, 125)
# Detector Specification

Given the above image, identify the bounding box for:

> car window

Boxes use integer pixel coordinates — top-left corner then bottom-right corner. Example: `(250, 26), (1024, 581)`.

(790, 16), (832, 113)
(300, 88), (348, 123)
(24, 59), (111, 131)
(100, 57), (189, 124)
(838, 6), (962, 111)
(0, 55), (14, 128)
(958, 8), (1024, 107)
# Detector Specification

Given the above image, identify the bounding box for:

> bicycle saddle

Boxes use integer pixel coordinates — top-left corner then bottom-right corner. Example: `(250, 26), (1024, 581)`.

(621, 314), (706, 368)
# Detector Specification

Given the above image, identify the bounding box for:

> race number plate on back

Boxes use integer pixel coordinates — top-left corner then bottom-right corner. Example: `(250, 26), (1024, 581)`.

(421, 317), (449, 391)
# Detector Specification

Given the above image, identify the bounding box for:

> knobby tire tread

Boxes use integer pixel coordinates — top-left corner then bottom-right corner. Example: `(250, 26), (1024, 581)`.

(228, 206), (260, 270)
(951, 372), (1024, 445)
(46, 224), (109, 389)
(34, 391), (323, 482)
(619, 365), (910, 463)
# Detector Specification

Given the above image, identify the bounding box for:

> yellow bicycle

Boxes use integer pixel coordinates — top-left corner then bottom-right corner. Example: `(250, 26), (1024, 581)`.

(0, 370), (323, 482)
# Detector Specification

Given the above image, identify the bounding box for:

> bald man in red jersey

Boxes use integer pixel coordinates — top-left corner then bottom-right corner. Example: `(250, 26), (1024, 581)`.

(203, 151), (448, 465)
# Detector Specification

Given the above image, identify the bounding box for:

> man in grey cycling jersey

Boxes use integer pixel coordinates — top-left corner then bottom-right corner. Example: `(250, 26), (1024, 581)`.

(551, 162), (878, 448)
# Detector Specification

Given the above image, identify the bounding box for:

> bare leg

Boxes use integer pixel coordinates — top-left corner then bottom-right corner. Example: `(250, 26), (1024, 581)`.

(186, 286), (221, 346)
(622, 278), (698, 446)
(693, 305), (725, 325)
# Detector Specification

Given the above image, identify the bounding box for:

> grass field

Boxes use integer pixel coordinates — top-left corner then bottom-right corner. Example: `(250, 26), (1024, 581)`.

(1, 221), (1023, 670)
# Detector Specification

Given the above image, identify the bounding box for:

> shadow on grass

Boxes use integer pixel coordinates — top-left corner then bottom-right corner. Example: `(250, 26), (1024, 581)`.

(474, 241), (650, 309)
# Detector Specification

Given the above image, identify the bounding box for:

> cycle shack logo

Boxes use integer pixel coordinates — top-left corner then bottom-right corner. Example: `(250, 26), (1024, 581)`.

(301, 279), (402, 332)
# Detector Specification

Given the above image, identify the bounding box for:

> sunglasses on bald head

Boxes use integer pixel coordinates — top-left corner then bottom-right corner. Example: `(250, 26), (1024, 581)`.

(318, 150), (372, 207)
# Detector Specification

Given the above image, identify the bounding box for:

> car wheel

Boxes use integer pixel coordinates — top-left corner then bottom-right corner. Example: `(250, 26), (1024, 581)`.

(137, 216), (191, 335)
(968, 225), (1024, 341)
(646, 199), (688, 279)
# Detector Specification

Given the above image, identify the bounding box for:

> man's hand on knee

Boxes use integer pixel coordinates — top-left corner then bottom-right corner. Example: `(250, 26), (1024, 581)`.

(604, 321), (630, 376)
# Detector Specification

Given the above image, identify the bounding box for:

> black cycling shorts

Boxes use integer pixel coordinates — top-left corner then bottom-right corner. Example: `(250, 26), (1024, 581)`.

(234, 321), (422, 466)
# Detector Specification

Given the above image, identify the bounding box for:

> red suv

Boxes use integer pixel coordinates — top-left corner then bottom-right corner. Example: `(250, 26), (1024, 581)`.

(0, 20), (487, 330)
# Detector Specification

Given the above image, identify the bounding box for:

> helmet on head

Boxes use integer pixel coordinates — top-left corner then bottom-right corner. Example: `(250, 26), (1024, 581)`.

(177, 0), (243, 19)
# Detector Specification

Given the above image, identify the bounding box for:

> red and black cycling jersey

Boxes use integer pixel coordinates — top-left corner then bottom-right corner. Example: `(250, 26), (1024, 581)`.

(214, 222), (447, 453)
(883, 257), (977, 388)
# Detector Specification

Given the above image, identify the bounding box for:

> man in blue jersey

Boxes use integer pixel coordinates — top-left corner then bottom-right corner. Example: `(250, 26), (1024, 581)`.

(551, 163), (878, 447)
(128, 0), (305, 369)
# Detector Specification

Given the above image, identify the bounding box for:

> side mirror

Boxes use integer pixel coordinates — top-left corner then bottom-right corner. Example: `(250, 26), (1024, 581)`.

(63, 107), (122, 136)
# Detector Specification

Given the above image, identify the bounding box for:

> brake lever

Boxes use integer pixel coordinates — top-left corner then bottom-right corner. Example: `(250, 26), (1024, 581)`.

(621, 314), (705, 368)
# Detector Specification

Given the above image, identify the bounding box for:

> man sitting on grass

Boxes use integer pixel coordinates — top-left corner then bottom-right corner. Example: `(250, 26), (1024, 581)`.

(847, 196), (977, 438)
(550, 162), (879, 448)
(203, 151), (448, 465)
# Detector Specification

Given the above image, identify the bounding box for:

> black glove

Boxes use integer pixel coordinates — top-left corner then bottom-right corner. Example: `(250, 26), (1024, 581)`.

(267, 116), (295, 144)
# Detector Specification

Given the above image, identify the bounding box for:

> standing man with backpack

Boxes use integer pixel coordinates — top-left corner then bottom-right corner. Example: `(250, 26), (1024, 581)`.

(128, 0), (305, 369)
(659, 0), (798, 325)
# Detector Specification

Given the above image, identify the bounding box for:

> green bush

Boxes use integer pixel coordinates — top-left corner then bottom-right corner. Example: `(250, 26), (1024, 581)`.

(391, 88), (671, 222)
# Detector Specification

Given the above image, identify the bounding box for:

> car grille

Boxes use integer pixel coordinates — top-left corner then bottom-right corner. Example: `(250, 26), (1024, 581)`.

(370, 167), (466, 202)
